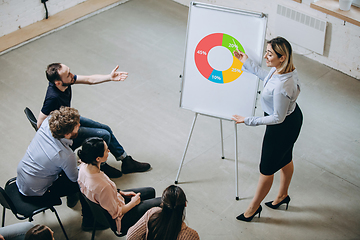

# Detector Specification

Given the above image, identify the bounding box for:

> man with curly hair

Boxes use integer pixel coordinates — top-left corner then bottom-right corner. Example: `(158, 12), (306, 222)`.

(16, 107), (83, 209)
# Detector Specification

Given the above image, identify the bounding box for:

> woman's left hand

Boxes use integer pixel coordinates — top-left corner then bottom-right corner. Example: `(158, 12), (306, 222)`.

(232, 115), (245, 124)
(120, 191), (136, 197)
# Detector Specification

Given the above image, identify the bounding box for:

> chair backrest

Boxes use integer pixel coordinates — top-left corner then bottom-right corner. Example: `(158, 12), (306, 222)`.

(0, 179), (21, 217)
(82, 193), (123, 236)
(0, 186), (14, 211)
(24, 107), (38, 131)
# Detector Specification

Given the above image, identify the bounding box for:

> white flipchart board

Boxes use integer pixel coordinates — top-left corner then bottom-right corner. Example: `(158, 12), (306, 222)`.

(180, 2), (267, 120)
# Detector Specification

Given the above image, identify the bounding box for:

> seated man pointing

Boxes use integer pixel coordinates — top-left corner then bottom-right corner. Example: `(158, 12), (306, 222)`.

(37, 63), (150, 178)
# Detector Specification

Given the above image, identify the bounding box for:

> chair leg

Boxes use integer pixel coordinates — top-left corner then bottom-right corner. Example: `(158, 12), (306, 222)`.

(91, 219), (96, 240)
(2, 207), (5, 227)
(51, 207), (69, 240)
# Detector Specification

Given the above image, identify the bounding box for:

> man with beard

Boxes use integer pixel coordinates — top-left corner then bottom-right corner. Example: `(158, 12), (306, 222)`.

(17, 107), (83, 208)
(36, 63), (151, 178)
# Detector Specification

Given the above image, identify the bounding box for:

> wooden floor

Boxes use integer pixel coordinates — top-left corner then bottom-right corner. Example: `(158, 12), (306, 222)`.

(0, 0), (126, 53)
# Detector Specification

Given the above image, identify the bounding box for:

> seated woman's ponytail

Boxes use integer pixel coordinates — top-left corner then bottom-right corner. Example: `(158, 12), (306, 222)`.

(147, 185), (187, 240)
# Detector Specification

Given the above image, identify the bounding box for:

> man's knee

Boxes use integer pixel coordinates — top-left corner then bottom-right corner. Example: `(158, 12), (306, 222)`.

(101, 123), (113, 133)
(80, 116), (113, 134)
(95, 129), (111, 144)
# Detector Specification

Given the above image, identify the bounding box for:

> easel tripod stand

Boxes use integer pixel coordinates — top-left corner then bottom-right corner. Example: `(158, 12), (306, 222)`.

(174, 112), (240, 200)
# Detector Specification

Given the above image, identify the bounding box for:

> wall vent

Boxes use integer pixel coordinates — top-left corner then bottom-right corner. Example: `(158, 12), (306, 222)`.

(275, 4), (327, 55)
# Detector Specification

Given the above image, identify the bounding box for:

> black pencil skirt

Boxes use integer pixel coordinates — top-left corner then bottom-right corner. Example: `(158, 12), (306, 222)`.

(260, 104), (303, 175)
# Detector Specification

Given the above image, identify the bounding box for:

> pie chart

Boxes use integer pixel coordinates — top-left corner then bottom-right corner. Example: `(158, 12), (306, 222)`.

(194, 33), (245, 84)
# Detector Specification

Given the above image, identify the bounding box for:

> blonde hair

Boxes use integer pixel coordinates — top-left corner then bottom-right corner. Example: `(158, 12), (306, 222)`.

(267, 37), (295, 74)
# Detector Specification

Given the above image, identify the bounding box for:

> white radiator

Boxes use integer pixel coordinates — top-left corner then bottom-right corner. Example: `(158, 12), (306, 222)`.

(275, 4), (327, 55)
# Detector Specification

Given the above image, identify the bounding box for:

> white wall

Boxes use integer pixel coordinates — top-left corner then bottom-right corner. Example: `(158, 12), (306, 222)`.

(0, 0), (86, 37)
(0, 0), (358, 79)
(173, 0), (360, 79)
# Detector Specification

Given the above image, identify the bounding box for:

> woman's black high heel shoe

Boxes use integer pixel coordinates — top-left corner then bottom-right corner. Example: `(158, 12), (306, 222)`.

(236, 205), (262, 222)
(265, 195), (290, 210)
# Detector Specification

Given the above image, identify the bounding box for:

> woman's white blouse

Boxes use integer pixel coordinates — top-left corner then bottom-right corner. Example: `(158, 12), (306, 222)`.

(242, 58), (301, 126)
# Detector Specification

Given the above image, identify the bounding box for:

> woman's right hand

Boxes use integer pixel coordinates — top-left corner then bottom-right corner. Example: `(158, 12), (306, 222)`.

(130, 193), (141, 206)
(122, 192), (141, 214)
(233, 50), (248, 63)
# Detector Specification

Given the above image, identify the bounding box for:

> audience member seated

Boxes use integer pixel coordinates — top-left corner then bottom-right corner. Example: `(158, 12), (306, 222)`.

(16, 107), (92, 224)
(24, 225), (54, 240)
(77, 137), (161, 233)
(126, 185), (200, 240)
(0, 222), (34, 240)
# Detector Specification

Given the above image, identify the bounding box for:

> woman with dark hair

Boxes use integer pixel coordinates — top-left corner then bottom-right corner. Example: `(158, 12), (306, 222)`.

(77, 137), (161, 234)
(126, 185), (199, 240)
(24, 225), (54, 240)
(232, 36), (303, 222)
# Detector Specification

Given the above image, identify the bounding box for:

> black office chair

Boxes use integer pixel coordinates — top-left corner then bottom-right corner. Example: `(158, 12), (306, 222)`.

(82, 193), (124, 240)
(24, 107), (38, 131)
(0, 177), (69, 240)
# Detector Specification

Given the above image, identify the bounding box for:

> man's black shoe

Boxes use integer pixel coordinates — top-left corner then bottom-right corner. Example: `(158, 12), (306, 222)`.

(121, 156), (151, 174)
(81, 217), (109, 232)
(66, 193), (79, 208)
(100, 163), (122, 178)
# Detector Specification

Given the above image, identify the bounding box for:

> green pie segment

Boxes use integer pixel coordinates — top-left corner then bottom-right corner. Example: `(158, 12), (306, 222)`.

(222, 34), (244, 53)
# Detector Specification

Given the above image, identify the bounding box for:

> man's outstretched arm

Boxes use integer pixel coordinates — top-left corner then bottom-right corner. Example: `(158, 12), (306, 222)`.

(75, 65), (128, 85)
